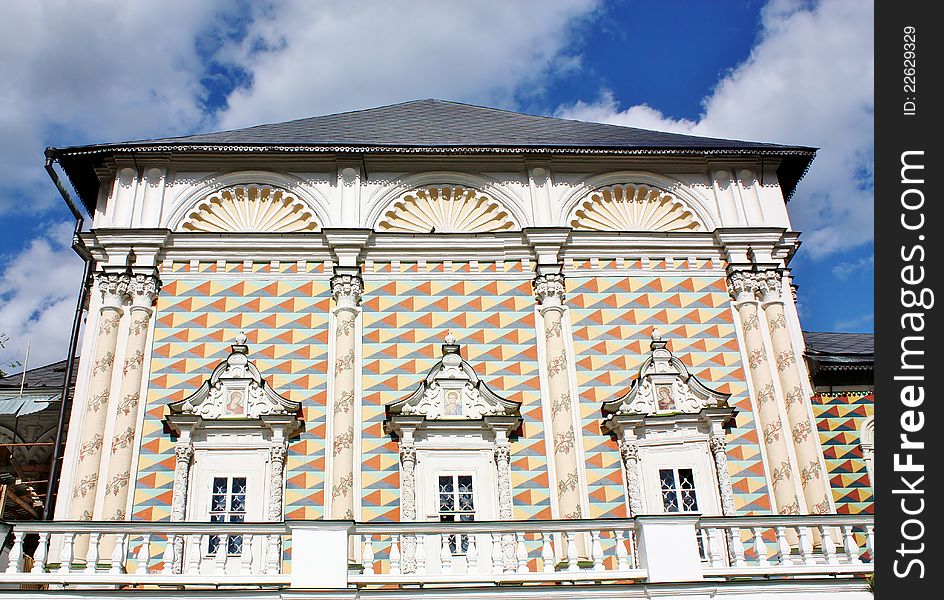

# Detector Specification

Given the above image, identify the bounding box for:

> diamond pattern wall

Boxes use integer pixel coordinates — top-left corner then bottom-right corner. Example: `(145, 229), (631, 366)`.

(131, 276), (331, 521)
(360, 276), (550, 521)
(568, 274), (771, 516)
(811, 391), (874, 514)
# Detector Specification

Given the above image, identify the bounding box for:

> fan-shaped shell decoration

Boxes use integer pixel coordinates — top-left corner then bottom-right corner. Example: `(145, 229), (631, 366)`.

(376, 186), (517, 233)
(570, 184), (703, 232)
(178, 185), (319, 233)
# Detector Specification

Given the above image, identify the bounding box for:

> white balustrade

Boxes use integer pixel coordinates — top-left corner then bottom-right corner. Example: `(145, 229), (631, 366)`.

(0, 515), (872, 589)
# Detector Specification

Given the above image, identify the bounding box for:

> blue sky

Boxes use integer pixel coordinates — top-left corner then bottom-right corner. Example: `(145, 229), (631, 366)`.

(0, 0), (874, 368)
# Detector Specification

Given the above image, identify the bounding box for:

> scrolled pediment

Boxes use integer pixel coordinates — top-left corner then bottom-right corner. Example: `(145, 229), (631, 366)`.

(177, 185), (319, 233)
(570, 184), (703, 232)
(168, 332), (300, 422)
(385, 334), (521, 424)
(602, 330), (730, 418)
(376, 186), (518, 233)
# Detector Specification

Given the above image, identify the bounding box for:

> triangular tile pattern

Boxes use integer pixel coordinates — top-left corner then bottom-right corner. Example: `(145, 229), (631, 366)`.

(568, 275), (771, 516)
(360, 277), (549, 522)
(811, 392), (874, 515)
(132, 278), (331, 521)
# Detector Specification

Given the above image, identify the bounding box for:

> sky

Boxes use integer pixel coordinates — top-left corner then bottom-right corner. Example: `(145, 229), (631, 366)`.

(0, 0), (874, 369)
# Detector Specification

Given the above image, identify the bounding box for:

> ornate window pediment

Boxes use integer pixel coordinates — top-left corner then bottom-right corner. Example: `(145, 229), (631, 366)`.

(570, 184), (703, 232)
(178, 185), (319, 233)
(376, 186), (518, 233)
(168, 332), (301, 424)
(385, 333), (521, 424)
(602, 330), (730, 419)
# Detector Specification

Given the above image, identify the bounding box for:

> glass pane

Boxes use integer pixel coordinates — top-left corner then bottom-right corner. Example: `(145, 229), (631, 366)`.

(440, 493), (454, 511)
(213, 478), (228, 494)
(230, 514), (245, 523)
(211, 495), (227, 512)
(459, 514), (474, 522)
(682, 489), (699, 511)
(439, 476), (454, 493)
(208, 535), (220, 555)
(457, 476), (473, 491)
(232, 477), (247, 494)
(210, 514), (225, 523)
(231, 495), (246, 512)
(662, 490), (679, 512)
(458, 494), (474, 511)
(659, 469), (676, 491)
(678, 469), (696, 490)
(440, 514), (455, 523)
(228, 535), (243, 555)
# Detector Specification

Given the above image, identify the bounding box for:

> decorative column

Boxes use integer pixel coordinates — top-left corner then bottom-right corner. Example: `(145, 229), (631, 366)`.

(533, 266), (583, 520)
(709, 435), (736, 516)
(618, 440), (643, 517)
(328, 266), (363, 520)
(266, 443), (288, 574)
(69, 272), (129, 522)
(756, 271), (832, 514)
(399, 443), (417, 573)
(727, 271), (802, 515)
(101, 273), (161, 522)
(170, 440), (193, 573)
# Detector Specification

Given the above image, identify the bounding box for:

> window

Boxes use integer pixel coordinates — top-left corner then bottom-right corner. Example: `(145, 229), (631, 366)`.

(659, 468), (699, 512)
(438, 474), (475, 554)
(208, 476), (247, 555)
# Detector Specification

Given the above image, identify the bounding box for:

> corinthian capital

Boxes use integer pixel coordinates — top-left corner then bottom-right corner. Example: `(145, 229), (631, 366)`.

(754, 270), (783, 303)
(128, 273), (162, 308)
(98, 272), (131, 309)
(331, 266), (363, 310)
(725, 270), (756, 302)
(533, 266), (565, 307)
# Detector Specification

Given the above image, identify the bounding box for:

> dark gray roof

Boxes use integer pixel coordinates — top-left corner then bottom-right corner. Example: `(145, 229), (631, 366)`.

(0, 358), (79, 391)
(803, 331), (874, 357)
(47, 100), (816, 213)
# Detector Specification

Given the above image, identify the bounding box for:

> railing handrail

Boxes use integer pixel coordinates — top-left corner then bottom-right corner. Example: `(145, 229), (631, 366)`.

(697, 514), (874, 528)
(6, 520), (288, 535)
(352, 517), (637, 535)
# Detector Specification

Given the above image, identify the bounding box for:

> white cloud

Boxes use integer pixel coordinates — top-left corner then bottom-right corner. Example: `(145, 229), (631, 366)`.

(0, 222), (84, 368)
(556, 0), (874, 259)
(833, 313), (874, 332)
(215, 0), (600, 129)
(832, 255), (874, 280)
(0, 0), (230, 214)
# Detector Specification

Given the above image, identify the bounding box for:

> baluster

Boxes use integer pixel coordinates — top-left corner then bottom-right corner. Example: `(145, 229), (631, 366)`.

(136, 534), (152, 575)
(241, 534), (254, 574)
(491, 533), (503, 573)
(566, 531), (579, 572)
(110, 534), (127, 574)
(699, 528), (714, 565)
(709, 528), (725, 567)
(798, 526), (815, 565)
(775, 526), (793, 566)
(160, 536), (175, 575)
(440, 534), (453, 572)
(390, 535), (401, 575)
(819, 525), (838, 564)
(467, 535), (478, 571)
(58, 533), (75, 574)
(866, 526), (874, 562)
(214, 535), (227, 575)
(362, 534), (375, 575)
(615, 530), (630, 571)
(590, 531), (604, 572)
(751, 527), (769, 566)
(541, 533), (555, 573)
(265, 534), (281, 575)
(730, 527), (747, 567)
(842, 524), (862, 564)
(32, 532), (50, 574)
(415, 535), (427, 575)
(84, 533), (101, 573)
(4, 531), (23, 574)
(186, 535), (202, 575)
(516, 533), (529, 573)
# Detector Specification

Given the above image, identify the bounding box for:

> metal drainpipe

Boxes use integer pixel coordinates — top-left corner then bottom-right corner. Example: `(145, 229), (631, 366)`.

(41, 156), (94, 521)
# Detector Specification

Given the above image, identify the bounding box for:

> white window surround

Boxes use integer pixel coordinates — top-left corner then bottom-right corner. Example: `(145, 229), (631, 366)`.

(603, 330), (737, 518)
(385, 335), (522, 574)
(164, 333), (301, 574)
